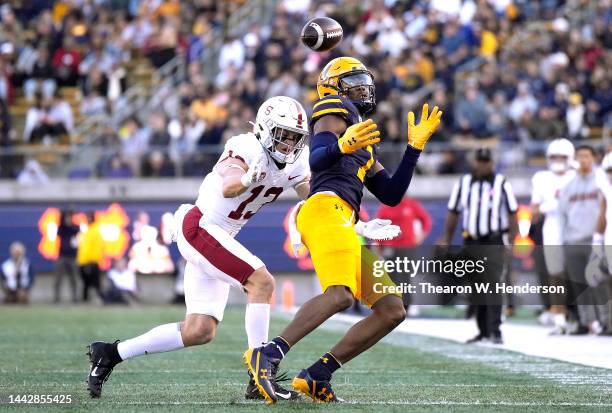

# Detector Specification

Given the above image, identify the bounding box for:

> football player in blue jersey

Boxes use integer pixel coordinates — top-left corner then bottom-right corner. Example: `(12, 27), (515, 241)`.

(245, 57), (442, 403)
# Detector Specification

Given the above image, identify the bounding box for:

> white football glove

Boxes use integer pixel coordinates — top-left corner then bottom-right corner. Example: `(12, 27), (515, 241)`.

(288, 201), (305, 257)
(354, 219), (401, 241)
(240, 153), (267, 188)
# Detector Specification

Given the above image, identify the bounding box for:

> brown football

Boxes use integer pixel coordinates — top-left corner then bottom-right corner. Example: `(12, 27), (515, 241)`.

(300, 17), (343, 52)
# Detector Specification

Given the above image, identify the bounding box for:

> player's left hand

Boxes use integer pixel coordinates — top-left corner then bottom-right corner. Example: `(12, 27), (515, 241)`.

(354, 219), (401, 241)
(407, 103), (442, 150)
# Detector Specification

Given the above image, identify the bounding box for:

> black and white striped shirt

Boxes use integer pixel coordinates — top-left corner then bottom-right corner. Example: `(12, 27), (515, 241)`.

(447, 173), (518, 239)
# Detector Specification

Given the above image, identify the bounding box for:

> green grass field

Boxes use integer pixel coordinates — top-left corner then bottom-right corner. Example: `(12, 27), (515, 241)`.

(1, 305), (611, 412)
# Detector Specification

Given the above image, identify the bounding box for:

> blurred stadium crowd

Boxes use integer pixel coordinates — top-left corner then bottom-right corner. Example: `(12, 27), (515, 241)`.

(0, 0), (610, 179)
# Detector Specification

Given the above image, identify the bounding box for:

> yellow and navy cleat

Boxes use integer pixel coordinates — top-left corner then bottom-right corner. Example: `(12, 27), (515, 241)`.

(243, 348), (277, 404)
(292, 369), (343, 403)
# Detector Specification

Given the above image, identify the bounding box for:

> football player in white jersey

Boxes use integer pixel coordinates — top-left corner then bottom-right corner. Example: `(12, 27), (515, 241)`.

(530, 138), (575, 326)
(589, 153), (612, 335)
(86, 96), (312, 401)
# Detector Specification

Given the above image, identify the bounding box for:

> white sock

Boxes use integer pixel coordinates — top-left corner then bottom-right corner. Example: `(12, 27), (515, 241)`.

(117, 322), (184, 360)
(245, 303), (270, 348)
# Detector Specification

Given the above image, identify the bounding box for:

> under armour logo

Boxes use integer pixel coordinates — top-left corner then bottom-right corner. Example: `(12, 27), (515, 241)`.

(321, 357), (329, 363)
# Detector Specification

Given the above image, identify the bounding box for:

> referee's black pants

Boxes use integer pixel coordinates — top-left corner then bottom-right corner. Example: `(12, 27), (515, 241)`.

(465, 235), (505, 338)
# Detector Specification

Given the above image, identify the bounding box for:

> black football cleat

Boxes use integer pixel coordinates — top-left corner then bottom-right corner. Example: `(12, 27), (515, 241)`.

(243, 348), (277, 404)
(292, 369), (342, 403)
(86, 341), (120, 398)
(245, 361), (299, 401)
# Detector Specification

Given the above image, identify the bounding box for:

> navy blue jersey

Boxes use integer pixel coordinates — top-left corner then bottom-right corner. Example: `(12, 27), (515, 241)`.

(308, 95), (377, 213)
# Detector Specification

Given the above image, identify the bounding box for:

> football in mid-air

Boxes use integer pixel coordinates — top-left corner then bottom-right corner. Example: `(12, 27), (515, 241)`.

(300, 17), (343, 52)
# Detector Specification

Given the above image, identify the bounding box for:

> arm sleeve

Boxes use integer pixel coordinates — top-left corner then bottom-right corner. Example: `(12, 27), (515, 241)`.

(364, 146), (421, 207)
(309, 131), (343, 172)
(447, 179), (463, 212)
(503, 180), (518, 213)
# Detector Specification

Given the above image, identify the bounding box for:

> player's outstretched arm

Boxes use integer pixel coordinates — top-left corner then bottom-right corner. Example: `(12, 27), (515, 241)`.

(309, 116), (380, 172)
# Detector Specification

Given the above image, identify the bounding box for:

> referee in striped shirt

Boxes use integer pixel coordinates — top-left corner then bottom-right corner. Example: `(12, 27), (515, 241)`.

(440, 148), (518, 344)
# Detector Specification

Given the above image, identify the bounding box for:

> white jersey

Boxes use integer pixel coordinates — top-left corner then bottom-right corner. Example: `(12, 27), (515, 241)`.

(531, 169), (576, 244)
(195, 132), (310, 237)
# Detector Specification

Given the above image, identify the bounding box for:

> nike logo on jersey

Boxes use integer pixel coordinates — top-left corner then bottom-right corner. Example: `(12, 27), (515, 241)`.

(288, 175), (301, 181)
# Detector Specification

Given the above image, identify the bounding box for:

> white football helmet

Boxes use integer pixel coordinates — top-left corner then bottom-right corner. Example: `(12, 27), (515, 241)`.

(252, 96), (309, 164)
(546, 138), (575, 173)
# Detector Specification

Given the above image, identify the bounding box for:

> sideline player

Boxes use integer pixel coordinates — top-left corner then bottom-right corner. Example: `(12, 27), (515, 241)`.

(245, 57), (442, 403)
(530, 138), (575, 326)
(86, 96), (311, 400)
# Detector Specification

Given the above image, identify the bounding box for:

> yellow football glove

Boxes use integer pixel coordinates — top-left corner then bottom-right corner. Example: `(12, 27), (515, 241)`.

(338, 119), (381, 154)
(407, 103), (443, 150)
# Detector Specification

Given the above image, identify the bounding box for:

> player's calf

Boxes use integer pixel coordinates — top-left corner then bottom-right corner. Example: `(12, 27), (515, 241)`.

(373, 298), (407, 329)
(244, 266), (275, 303)
(180, 314), (217, 346)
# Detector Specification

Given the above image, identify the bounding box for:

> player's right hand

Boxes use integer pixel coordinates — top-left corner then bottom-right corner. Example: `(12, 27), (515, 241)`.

(240, 154), (266, 188)
(337, 119), (380, 154)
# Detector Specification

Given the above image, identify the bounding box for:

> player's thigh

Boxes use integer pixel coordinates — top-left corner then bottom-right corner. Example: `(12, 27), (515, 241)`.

(177, 206), (263, 288)
(357, 247), (402, 307)
(298, 199), (361, 294)
(184, 261), (230, 322)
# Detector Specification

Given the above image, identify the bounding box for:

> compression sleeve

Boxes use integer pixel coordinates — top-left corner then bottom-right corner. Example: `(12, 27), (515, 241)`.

(365, 146), (421, 206)
(308, 131), (343, 172)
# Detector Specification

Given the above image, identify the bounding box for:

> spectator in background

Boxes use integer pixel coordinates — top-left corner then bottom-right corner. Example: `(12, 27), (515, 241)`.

(523, 106), (564, 140)
(52, 35), (81, 87)
(509, 81), (538, 123)
(17, 159), (49, 185)
(119, 117), (150, 174)
(77, 212), (105, 303)
(454, 80), (490, 137)
(0, 97), (11, 146)
(22, 43), (56, 101)
(566, 93), (585, 139)
(99, 153), (133, 178)
(104, 257), (139, 305)
(23, 93), (73, 143)
(79, 89), (107, 117)
(1, 241), (34, 304)
(132, 211), (153, 243)
(54, 209), (80, 303)
(141, 150), (175, 177)
(377, 195), (432, 316)
(377, 196), (432, 253)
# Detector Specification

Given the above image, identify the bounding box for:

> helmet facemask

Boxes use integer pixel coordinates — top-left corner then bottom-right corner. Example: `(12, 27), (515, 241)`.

(547, 154), (569, 173)
(338, 71), (376, 114)
(269, 125), (307, 164)
(256, 121), (308, 164)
